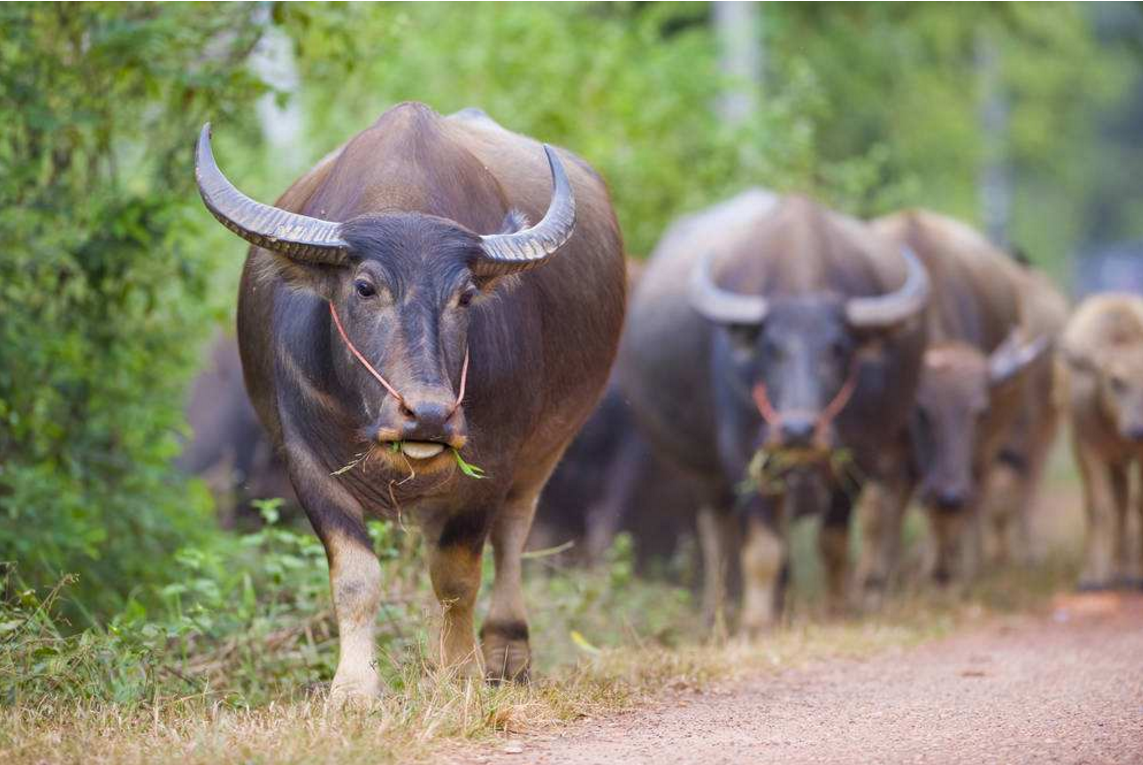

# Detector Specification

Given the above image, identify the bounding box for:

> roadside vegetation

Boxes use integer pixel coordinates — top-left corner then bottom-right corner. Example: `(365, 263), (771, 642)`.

(1, 480), (1082, 764)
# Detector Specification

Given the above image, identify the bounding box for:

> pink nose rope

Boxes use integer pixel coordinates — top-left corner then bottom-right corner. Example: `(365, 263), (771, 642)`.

(328, 301), (469, 412)
(751, 361), (860, 444)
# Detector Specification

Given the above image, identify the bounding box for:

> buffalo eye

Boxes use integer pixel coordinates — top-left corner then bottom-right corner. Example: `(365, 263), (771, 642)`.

(457, 288), (477, 308)
(728, 324), (760, 355)
(354, 279), (377, 299)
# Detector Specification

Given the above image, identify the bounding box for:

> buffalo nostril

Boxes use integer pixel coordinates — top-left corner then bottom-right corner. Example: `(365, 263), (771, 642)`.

(401, 399), (454, 432)
(780, 418), (816, 446)
(933, 488), (967, 512)
(399, 402), (416, 420)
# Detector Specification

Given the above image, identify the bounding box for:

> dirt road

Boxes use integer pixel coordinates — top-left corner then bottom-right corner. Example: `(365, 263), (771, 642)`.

(467, 593), (1143, 765)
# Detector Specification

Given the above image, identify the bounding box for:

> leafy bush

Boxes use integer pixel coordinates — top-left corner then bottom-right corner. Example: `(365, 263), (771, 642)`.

(0, 3), (270, 619)
(0, 502), (692, 708)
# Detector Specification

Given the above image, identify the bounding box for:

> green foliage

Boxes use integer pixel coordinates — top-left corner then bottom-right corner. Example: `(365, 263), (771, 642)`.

(769, 3), (1135, 272)
(0, 3), (270, 618)
(0, 508), (690, 708)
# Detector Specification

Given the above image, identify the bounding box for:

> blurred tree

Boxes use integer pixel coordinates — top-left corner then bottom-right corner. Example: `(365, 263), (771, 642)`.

(767, 3), (1135, 275)
(0, 2), (270, 619)
(275, 1), (888, 257)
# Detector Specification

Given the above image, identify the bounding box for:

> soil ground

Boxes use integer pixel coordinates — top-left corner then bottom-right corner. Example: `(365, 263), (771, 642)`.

(463, 592), (1143, 765)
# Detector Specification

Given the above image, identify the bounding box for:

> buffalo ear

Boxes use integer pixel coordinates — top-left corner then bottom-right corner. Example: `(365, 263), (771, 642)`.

(253, 250), (344, 300)
(1062, 347), (1098, 376)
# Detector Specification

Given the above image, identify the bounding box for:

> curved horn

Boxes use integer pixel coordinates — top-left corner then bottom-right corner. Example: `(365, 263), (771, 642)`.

(845, 247), (930, 330)
(195, 123), (349, 264)
(475, 145), (576, 276)
(989, 330), (1049, 387)
(689, 251), (769, 325)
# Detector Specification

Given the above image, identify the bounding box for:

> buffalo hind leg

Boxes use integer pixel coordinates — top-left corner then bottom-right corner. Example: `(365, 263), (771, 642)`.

(482, 490), (540, 683)
(854, 475), (912, 610)
(1110, 462), (1130, 586)
(1076, 438), (1118, 590)
(426, 510), (487, 680)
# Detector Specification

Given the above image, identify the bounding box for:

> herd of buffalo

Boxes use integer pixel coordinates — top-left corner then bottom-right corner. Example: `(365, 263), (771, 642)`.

(185, 102), (1143, 703)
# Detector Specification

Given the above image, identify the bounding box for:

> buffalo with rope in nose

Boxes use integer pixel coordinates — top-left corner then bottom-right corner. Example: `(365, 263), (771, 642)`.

(618, 191), (929, 634)
(196, 103), (625, 705)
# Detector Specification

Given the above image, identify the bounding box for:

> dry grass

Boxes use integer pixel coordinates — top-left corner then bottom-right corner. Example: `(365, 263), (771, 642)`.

(0, 564), (1071, 765)
(1, 472), (1084, 765)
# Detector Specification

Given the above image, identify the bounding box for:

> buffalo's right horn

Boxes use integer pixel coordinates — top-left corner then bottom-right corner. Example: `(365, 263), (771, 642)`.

(195, 123), (350, 264)
(845, 247), (930, 330)
(689, 250), (769, 325)
(475, 145), (577, 277)
(989, 330), (1050, 386)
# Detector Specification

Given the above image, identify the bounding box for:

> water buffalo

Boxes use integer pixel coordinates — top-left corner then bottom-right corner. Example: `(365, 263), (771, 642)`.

(1060, 293), (1143, 589)
(177, 334), (295, 528)
(195, 103), (625, 703)
(530, 379), (700, 567)
(868, 211), (1048, 586)
(618, 190), (929, 634)
(980, 262), (1068, 566)
(532, 260), (699, 567)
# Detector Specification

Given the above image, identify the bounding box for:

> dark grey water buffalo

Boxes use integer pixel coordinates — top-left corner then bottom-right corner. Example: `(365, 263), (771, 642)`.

(618, 190), (929, 634)
(868, 211), (1047, 588)
(177, 334), (295, 527)
(531, 379), (700, 566)
(196, 103), (625, 703)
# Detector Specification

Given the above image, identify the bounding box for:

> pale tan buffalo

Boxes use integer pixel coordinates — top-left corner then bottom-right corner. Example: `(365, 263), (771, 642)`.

(1061, 293), (1143, 589)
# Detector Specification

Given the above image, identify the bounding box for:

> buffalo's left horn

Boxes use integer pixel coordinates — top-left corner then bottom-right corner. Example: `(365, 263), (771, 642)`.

(845, 247), (930, 330)
(475, 145), (576, 276)
(195, 124), (350, 264)
(689, 250), (769, 325)
(989, 330), (1049, 386)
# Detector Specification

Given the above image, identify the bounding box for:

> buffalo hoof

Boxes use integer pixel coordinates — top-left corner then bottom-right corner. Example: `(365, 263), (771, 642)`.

(1076, 579), (1116, 593)
(327, 676), (382, 711)
(854, 577), (888, 614)
(481, 620), (531, 685)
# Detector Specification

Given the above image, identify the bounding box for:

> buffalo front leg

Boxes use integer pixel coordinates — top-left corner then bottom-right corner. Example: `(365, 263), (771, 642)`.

(981, 463), (1022, 567)
(326, 528), (383, 704)
(285, 443), (383, 708)
(482, 491), (540, 683)
(426, 511), (487, 680)
(929, 504), (979, 587)
(739, 500), (787, 638)
(820, 489), (852, 617)
(697, 505), (738, 631)
(1136, 460), (1143, 586)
